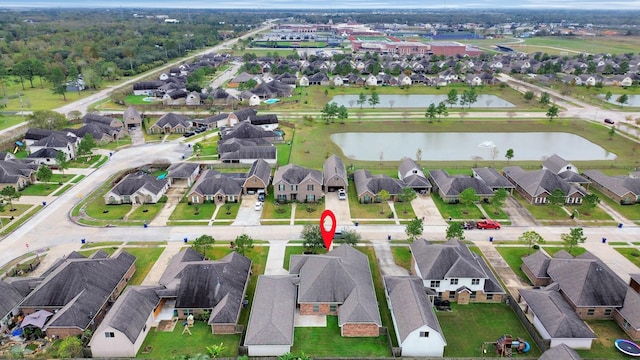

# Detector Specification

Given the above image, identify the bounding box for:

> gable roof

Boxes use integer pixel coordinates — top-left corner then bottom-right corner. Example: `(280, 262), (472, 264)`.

(503, 166), (585, 198)
(0, 159), (38, 183)
(410, 239), (504, 294)
(249, 114), (279, 126)
(0, 280), (25, 317)
(95, 286), (163, 343)
(109, 172), (168, 197)
(153, 113), (190, 129)
(323, 155), (347, 186)
(398, 157), (424, 179)
(82, 113), (122, 127)
(538, 344), (582, 360)
(232, 108), (258, 122)
(384, 276), (445, 344)
(123, 106), (142, 122)
(617, 287), (640, 329)
(547, 257), (628, 307)
(522, 250), (551, 278)
(583, 170), (640, 198)
(472, 168), (515, 189)
(222, 121), (279, 140)
(519, 286), (596, 339)
(167, 162), (199, 179)
(20, 251), (136, 331)
(245, 159), (271, 184)
(290, 245), (381, 326)
(543, 154), (573, 174)
(70, 122), (119, 140)
(32, 133), (77, 148)
(190, 169), (243, 197)
(159, 248), (204, 286)
(354, 169), (404, 197)
(273, 164), (322, 186)
(244, 275), (297, 346)
(429, 169), (494, 197)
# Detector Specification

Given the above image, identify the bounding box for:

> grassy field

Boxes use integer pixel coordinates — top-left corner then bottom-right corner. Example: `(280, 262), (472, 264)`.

(495, 246), (534, 283)
(431, 193), (483, 220)
(169, 202), (216, 221)
(614, 247), (640, 267)
(0, 204), (34, 217)
(19, 183), (62, 196)
(0, 115), (27, 131)
(437, 302), (541, 358)
(519, 36), (640, 55)
(578, 320), (635, 359)
(390, 245), (412, 271)
(125, 247), (165, 285)
(588, 188), (640, 222)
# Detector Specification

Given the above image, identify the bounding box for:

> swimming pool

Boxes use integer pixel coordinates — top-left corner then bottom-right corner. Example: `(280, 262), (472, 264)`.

(263, 98), (280, 104)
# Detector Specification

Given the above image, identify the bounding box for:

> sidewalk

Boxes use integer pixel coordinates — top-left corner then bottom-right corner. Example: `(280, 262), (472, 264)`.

(264, 241), (288, 275)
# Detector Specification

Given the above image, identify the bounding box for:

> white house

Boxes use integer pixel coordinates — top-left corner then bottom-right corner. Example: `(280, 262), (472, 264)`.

(384, 276), (446, 357)
(103, 172), (169, 205)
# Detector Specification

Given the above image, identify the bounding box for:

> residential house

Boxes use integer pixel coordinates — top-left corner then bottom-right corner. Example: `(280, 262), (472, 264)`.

(398, 157), (432, 194)
(104, 172), (169, 205)
(243, 159), (271, 194)
(29, 132), (79, 161)
(148, 113), (191, 134)
(410, 239), (505, 304)
(273, 164), (323, 203)
(542, 154), (590, 187)
(472, 167), (515, 193)
(194, 113), (230, 129)
(162, 90), (188, 105)
(166, 162), (201, 187)
(614, 287), (640, 340)
(0, 159), (38, 190)
(249, 114), (279, 131)
(132, 81), (164, 96)
(289, 245), (382, 337)
(244, 276), (297, 356)
(227, 108), (258, 125)
(521, 250), (552, 287)
(353, 169), (404, 203)
(228, 72), (255, 88)
(19, 251), (136, 339)
(503, 166), (586, 204)
(518, 285), (596, 349)
(384, 276), (446, 357)
(89, 286), (164, 358)
(26, 148), (61, 166)
(159, 249), (252, 334)
(221, 120), (281, 143)
(123, 106), (142, 130)
(323, 155), (348, 192)
(582, 170), (640, 205)
(0, 280), (25, 328)
(82, 113), (123, 129)
(538, 343), (582, 360)
(71, 122), (124, 144)
(428, 169), (494, 203)
(187, 169), (243, 204)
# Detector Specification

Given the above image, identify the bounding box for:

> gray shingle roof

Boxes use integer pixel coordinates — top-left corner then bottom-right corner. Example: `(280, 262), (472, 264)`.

(583, 170), (640, 198)
(244, 275), (297, 346)
(32, 133), (77, 148)
(110, 172), (168, 197)
(96, 286), (163, 343)
(167, 162), (199, 179)
(218, 138), (272, 153)
(82, 113), (122, 127)
(153, 113), (190, 129)
(21, 251), (136, 331)
(159, 248), (204, 286)
(232, 108), (258, 121)
(538, 344), (582, 360)
(222, 121), (278, 140)
(543, 154), (571, 174)
(522, 250), (551, 278)
(249, 114), (279, 126)
(323, 155), (347, 187)
(384, 276), (445, 344)
(429, 169), (495, 197)
(547, 257), (627, 307)
(398, 157), (424, 180)
(0, 280), (24, 318)
(123, 106), (141, 123)
(618, 287), (640, 329)
(289, 245), (381, 326)
(190, 169), (243, 197)
(0, 159), (38, 183)
(245, 159), (272, 185)
(472, 168), (515, 189)
(70, 122), (119, 140)
(503, 166), (585, 198)
(354, 169), (404, 197)
(519, 287), (596, 339)
(273, 164), (322, 186)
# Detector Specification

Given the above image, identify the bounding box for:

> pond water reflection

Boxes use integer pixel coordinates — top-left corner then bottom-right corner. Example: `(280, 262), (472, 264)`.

(330, 132), (616, 161)
(330, 94), (515, 108)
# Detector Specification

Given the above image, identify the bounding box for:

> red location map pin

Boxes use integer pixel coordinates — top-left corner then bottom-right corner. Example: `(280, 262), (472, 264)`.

(320, 209), (337, 249)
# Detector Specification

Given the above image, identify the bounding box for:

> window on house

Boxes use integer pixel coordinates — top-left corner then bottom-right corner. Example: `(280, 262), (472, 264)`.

(278, 184), (285, 191)
(143, 324), (147, 332)
(105, 332), (115, 338)
(487, 294), (494, 300)
(329, 304), (337, 312)
(291, 185), (298, 191)
(624, 319), (631, 329)
(450, 279), (458, 285)
(604, 308), (612, 316)
(307, 184), (314, 191)
(472, 279), (480, 285)
(449, 292), (456, 300)
(184, 309), (194, 315)
(470, 291), (477, 299)
(312, 304), (319, 312)
(587, 308), (595, 316)
(430, 281), (440, 288)
(419, 331), (429, 337)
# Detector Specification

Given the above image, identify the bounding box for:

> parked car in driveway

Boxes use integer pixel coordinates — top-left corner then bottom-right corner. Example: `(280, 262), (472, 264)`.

(254, 202), (263, 211)
(338, 189), (347, 200)
(476, 220), (501, 229)
(604, 118), (615, 124)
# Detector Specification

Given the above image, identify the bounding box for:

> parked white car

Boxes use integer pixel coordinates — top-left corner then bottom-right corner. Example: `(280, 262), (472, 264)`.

(338, 189), (347, 200)
(254, 202), (263, 211)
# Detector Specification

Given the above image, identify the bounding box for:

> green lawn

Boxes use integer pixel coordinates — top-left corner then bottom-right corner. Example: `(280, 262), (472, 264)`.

(19, 183), (62, 196)
(128, 204), (164, 221)
(81, 241), (124, 249)
(277, 142), (292, 166)
(589, 188), (640, 222)
(481, 202), (509, 220)
(512, 193), (570, 221)
(437, 303), (541, 358)
(495, 246), (534, 283)
(69, 155), (102, 168)
(137, 322), (240, 359)
(283, 245), (328, 270)
(49, 174), (76, 183)
(614, 247), (640, 267)
(390, 246), (412, 272)
(214, 202), (240, 220)
(85, 202), (132, 220)
(77, 247), (118, 257)
(262, 193), (293, 220)
(543, 246), (587, 257)
(578, 320), (635, 359)
(347, 180), (397, 220)
(125, 247), (165, 285)
(0, 204), (33, 216)
(294, 202), (323, 219)
(0, 115), (27, 131)
(0, 206), (41, 235)
(431, 193), (483, 220)
(169, 202), (216, 220)
(291, 315), (390, 358)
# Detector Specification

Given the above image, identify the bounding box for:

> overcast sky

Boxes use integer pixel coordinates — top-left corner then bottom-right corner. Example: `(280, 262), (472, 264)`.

(3, 0), (640, 10)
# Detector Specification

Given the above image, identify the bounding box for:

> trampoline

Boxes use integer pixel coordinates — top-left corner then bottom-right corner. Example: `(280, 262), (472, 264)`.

(615, 339), (640, 357)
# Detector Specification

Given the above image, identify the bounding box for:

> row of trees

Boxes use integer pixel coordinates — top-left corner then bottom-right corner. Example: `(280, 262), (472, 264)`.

(191, 233), (255, 259)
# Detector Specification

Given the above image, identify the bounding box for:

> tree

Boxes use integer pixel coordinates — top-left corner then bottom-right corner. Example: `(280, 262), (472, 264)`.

(561, 227), (586, 255)
(605, 91), (613, 101)
(55, 336), (82, 358)
(546, 104), (559, 121)
(446, 88), (458, 108)
(616, 94), (629, 107)
(49, 66), (67, 100)
(399, 187), (417, 214)
(357, 92), (366, 108)
(368, 91), (380, 108)
(36, 165), (53, 187)
(68, 110), (82, 123)
(519, 230), (545, 255)
(206, 343), (226, 358)
(609, 126), (616, 139)
(193, 234), (215, 259)
(27, 110), (68, 130)
(462, 88), (477, 109)
(492, 188), (508, 208)
(581, 193), (600, 215)
(405, 217), (423, 243)
(523, 90), (535, 102)
(78, 134), (96, 158)
(234, 234), (254, 255)
(337, 105), (349, 123)
(436, 101), (448, 121)
(376, 189), (391, 214)
(13, 58), (46, 89)
(301, 224), (323, 253)
(56, 151), (70, 175)
(548, 188), (566, 214)
(425, 103), (437, 123)
(335, 229), (361, 245)
(459, 188), (479, 209)
(0, 186), (21, 211)
(445, 222), (465, 240)
(539, 92), (551, 105)
(416, 148), (422, 161)
(505, 148), (514, 163)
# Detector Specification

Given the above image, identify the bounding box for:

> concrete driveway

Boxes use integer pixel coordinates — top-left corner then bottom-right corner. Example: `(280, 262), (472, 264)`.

(503, 197), (539, 226)
(411, 195), (448, 226)
(325, 191), (352, 225)
(232, 195), (262, 226)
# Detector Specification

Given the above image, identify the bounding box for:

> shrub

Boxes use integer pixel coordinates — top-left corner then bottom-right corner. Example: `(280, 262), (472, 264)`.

(158, 195), (168, 203)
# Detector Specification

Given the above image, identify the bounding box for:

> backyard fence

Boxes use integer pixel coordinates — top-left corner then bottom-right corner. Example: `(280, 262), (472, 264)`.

(506, 295), (550, 353)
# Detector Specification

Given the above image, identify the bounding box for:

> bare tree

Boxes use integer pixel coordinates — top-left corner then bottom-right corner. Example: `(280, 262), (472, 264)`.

(348, 99), (355, 108)
(388, 99), (395, 109)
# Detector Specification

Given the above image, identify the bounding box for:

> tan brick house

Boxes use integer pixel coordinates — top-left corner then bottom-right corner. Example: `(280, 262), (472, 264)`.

(273, 164), (323, 203)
